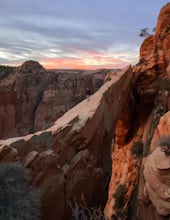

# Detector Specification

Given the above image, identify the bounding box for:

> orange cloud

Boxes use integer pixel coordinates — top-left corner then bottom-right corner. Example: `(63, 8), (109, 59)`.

(40, 51), (138, 69)
(38, 44), (139, 69)
(41, 57), (88, 69)
(2, 50), (138, 69)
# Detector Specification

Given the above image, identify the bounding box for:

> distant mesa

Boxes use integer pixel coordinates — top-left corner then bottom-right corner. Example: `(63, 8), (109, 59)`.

(18, 60), (45, 73)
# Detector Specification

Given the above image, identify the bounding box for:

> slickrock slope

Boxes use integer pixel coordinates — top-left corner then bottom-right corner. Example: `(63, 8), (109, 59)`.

(0, 66), (134, 220)
(0, 60), (104, 139)
(136, 112), (170, 220)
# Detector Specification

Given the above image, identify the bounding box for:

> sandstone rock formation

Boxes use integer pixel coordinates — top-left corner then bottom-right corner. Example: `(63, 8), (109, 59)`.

(0, 66), (134, 220)
(143, 147), (170, 216)
(136, 112), (170, 220)
(105, 3), (170, 219)
(150, 111), (170, 152)
(1, 3), (170, 220)
(104, 127), (143, 220)
(134, 3), (170, 86)
(0, 60), (105, 139)
(131, 5), (170, 217)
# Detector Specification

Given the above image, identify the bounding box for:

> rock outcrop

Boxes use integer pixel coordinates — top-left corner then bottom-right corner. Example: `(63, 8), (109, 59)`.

(1, 3), (170, 220)
(150, 110), (170, 152)
(144, 147), (170, 216)
(136, 112), (170, 220)
(104, 128), (143, 219)
(105, 3), (170, 219)
(0, 60), (105, 139)
(134, 3), (170, 86)
(0, 66), (134, 220)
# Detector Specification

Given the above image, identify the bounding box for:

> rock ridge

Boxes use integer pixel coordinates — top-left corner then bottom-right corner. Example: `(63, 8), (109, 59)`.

(0, 66), (134, 220)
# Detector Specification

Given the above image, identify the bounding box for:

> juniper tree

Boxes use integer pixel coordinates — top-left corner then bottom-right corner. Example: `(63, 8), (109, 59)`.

(139, 28), (149, 38)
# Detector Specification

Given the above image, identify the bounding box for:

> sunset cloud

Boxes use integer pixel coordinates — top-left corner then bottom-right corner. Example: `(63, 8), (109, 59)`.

(0, 0), (169, 69)
(40, 49), (138, 69)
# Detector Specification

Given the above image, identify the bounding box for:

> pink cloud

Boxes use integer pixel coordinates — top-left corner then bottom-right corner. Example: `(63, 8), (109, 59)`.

(41, 57), (86, 69)
(40, 54), (135, 69)
(2, 50), (138, 69)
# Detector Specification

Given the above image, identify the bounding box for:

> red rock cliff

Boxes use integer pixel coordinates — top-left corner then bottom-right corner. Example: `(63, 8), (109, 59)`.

(0, 60), (104, 139)
(105, 3), (170, 220)
(134, 3), (170, 82)
(1, 3), (170, 220)
(0, 66), (134, 220)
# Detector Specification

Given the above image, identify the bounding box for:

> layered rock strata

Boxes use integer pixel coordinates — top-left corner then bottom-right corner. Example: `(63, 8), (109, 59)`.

(134, 3), (170, 86)
(105, 3), (170, 219)
(0, 60), (104, 139)
(136, 112), (170, 220)
(0, 66), (134, 220)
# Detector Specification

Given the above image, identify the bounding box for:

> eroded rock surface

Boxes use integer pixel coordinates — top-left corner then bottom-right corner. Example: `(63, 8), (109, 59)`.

(0, 66), (134, 220)
(136, 112), (170, 220)
(0, 60), (105, 139)
(105, 4), (170, 219)
(143, 147), (170, 216)
(134, 3), (170, 85)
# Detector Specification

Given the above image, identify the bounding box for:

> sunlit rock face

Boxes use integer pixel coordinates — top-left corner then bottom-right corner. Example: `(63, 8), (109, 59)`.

(134, 3), (170, 83)
(105, 4), (170, 220)
(0, 66), (134, 220)
(0, 60), (104, 139)
(104, 83), (145, 220)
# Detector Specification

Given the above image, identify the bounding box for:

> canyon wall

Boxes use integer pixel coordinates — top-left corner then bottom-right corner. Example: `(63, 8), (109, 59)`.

(136, 112), (170, 220)
(0, 3), (170, 220)
(105, 3), (170, 219)
(0, 66), (134, 220)
(134, 5), (170, 219)
(0, 61), (105, 139)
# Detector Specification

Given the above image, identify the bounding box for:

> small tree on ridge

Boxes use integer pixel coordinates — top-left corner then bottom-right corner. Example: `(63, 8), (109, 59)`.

(139, 28), (149, 38)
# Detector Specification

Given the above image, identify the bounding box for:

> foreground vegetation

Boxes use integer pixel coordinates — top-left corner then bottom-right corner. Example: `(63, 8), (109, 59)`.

(0, 162), (40, 220)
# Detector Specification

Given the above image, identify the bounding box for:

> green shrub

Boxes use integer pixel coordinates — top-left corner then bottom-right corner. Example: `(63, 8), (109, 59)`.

(130, 141), (143, 157)
(0, 162), (40, 220)
(113, 184), (127, 209)
(152, 79), (170, 91)
(136, 58), (148, 66)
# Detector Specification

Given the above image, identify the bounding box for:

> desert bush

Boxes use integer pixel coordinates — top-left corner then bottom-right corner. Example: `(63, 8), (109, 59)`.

(130, 141), (143, 157)
(70, 195), (104, 220)
(158, 136), (170, 156)
(136, 58), (148, 66)
(0, 162), (40, 220)
(139, 28), (149, 38)
(152, 79), (170, 91)
(113, 184), (127, 209)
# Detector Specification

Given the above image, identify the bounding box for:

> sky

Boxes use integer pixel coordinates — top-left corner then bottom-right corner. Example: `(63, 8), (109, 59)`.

(0, 0), (169, 69)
